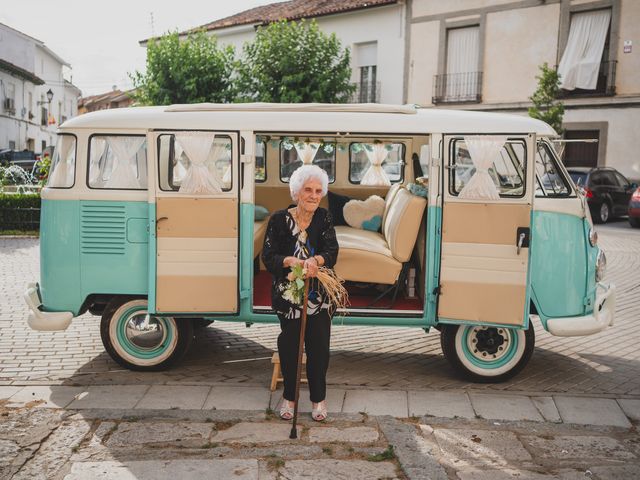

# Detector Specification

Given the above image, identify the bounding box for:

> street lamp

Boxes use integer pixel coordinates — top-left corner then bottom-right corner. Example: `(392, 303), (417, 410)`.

(37, 89), (54, 105)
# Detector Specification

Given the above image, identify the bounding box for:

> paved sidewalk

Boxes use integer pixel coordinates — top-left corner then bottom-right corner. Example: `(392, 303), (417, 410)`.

(1, 384), (639, 479)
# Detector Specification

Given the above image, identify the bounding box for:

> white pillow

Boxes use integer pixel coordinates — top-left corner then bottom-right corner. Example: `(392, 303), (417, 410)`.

(343, 195), (385, 231)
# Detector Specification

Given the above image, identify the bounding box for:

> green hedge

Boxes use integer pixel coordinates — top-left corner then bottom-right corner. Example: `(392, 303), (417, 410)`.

(0, 193), (41, 231)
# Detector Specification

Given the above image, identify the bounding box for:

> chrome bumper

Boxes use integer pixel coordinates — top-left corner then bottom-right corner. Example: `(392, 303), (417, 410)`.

(24, 282), (73, 331)
(545, 283), (616, 337)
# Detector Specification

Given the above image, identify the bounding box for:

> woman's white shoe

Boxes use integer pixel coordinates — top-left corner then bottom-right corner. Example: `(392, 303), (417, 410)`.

(311, 401), (327, 421)
(279, 399), (295, 420)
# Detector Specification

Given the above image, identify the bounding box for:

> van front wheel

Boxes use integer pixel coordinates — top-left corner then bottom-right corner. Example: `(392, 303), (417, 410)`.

(440, 323), (534, 383)
(100, 298), (193, 371)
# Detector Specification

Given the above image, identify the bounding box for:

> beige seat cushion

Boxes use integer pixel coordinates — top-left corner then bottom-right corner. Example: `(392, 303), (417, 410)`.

(383, 188), (427, 263)
(382, 183), (402, 227)
(254, 219), (269, 258)
(334, 226), (402, 285)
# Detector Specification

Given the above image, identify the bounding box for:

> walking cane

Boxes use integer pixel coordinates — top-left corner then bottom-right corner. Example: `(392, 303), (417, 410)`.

(289, 277), (310, 439)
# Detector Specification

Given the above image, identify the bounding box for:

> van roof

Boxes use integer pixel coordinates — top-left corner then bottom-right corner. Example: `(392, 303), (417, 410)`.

(62, 103), (557, 136)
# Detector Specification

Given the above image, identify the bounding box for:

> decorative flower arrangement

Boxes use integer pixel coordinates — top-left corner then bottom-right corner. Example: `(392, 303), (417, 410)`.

(282, 262), (349, 311)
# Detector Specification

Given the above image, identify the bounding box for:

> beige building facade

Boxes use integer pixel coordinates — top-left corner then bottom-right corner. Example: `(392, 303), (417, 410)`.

(406, 0), (640, 180)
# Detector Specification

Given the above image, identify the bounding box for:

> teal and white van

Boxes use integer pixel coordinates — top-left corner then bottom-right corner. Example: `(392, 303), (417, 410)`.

(24, 103), (615, 382)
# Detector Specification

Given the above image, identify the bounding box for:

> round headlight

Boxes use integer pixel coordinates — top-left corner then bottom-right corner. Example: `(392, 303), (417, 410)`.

(596, 250), (607, 282)
(589, 228), (598, 247)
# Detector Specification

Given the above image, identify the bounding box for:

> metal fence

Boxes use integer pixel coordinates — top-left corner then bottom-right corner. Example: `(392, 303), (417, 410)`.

(350, 82), (381, 103)
(432, 71), (483, 104)
(558, 60), (617, 98)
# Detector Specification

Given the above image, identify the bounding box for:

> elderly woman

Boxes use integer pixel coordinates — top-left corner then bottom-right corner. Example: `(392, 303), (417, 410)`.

(261, 164), (339, 422)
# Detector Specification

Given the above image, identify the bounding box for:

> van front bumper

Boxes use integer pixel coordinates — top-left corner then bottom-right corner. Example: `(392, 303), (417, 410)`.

(24, 282), (73, 331)
(545, 283), (616, 337)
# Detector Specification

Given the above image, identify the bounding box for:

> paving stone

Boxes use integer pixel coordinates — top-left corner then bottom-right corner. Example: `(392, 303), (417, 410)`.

(308, 426), (379, 443)
(135, 385), (210, 410)
(7, 385), (84, 409)
(278, 459), (398, 480)
(531, 396), (562, 423)
(0, 439), (20, 480)
(433, 428), (532, 464)
(617, 399), (640, 421)
(521, 435), (636, 460)
(377, 416), (448, 480)
(0, 408), (63, 446)
(214, 422), (300, 443)
(269, 388), (345, 413)
(343, 390), (408, 417)
(469, 393), (544, 422)
(554, 397), (632, 428)
(587, 464), (640, 479)
(67, 385), (149, 410)
(0, 386), (21, 400)
(203, 386), (269, 410)
(13, 420), (91, 480)
(63, 459), (259, 480)
(456, 467), (558, 479)
(408, 390), (475, 419)
(105, 422), (213, 448)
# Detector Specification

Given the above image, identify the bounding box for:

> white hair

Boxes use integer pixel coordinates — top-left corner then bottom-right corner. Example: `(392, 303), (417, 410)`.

(289, 164), (329, 202)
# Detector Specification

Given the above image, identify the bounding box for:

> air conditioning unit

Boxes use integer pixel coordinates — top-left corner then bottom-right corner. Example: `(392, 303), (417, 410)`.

(3, 98), (15, 112)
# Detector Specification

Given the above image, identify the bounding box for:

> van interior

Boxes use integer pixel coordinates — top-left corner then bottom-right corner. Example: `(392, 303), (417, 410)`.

(252, 133), (430, 315)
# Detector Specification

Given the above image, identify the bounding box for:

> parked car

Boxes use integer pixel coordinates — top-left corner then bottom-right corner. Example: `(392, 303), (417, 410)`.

(566, 166), (637, 223)
(629, 186), (640, 228)
(0, 149), (37, 170)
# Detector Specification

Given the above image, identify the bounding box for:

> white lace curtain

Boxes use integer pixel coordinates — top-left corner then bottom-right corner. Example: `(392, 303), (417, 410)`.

(445, 26), (480, 99)
(458, 136), (507, 200)
(294, 143), (319, 165)
(47, 135), (75, 188)
(105, 137), (145, 189)
(558, 9), (611, 90)
(176, 132), (223, 194)
(361, 144), (391, 186)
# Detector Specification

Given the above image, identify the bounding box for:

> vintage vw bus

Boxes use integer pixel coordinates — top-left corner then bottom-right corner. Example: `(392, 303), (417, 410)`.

(24, 103), (615, 382)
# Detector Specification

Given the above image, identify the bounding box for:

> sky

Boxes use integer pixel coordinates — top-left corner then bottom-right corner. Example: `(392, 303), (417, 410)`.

(1, 0), (276, 96)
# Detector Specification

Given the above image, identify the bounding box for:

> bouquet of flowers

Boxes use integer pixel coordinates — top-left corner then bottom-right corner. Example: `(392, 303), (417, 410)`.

(282, 263), (349, 310)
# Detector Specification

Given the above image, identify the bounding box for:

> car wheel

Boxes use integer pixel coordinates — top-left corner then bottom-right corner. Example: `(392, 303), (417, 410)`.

(100, 297), (193, 371)
(594, 202), (611, 224)
(629, 217), (640, 228)
(440, 323), (535, 383)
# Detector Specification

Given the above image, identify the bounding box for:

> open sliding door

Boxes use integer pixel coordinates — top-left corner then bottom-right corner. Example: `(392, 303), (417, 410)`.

(438, 134), (535, 327)
(149, 130), (239, 314)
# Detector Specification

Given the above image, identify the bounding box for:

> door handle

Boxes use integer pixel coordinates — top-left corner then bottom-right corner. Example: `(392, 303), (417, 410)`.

(157, 216), (168, 223)
(516, 227), (530, 255)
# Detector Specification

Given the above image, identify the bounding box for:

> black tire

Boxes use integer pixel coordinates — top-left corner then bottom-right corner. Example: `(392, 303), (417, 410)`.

(100, 297), (193, 371)
(629, 216), (640, 228)
(440, 323), (535, 383)
(593, 201), (611, 224)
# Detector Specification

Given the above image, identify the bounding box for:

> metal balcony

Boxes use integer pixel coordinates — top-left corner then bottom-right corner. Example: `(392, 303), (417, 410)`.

(433, 72), (483, 104)
(351, 82), (381, 103)
(559, 60), (617, 98)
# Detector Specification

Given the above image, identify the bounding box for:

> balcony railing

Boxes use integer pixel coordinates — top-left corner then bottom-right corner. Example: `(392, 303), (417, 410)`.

(433, 72), (483, 104)
(559, 60), (617, 98)
(351, 82), (381, 103)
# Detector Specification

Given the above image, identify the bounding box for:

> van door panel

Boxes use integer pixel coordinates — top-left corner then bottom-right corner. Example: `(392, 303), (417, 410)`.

(438, 135), (534, 328)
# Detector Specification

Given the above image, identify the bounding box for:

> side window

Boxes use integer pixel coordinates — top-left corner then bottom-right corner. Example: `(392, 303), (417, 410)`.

(47, 134), (76, 188)
(589, 173), (603, 186)
(349, 142), (404, 184)
(535, 142), (571, 197)
(450, 138), (526, 198)
(601, 171), (618, 186)
(614, 172), (629, 189)
(280, 140), (335, 183)
(88, 135), (147, 190)
(157, 133), (232, 193)
(255, 139), (266, 182)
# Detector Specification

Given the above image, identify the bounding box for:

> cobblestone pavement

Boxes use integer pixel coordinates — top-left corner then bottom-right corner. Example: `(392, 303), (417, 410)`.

(1, 221), (639, 396)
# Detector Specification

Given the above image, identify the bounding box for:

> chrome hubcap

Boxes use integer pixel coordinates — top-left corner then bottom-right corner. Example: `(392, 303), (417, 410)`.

(125, 313), (166, 350)
(467, 326), (510, 361)
(600, 203), (609, 221)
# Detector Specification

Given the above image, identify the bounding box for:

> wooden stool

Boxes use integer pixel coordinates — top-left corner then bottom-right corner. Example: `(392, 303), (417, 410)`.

(270, 352), (307, 391)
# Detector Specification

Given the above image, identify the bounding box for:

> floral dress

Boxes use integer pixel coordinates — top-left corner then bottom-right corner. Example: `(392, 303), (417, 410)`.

(261, 207), (339, 320)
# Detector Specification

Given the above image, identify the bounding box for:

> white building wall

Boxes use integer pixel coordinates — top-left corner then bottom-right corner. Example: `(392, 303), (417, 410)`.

(0, 24), (35, 73)
(208, 4), (406, 104)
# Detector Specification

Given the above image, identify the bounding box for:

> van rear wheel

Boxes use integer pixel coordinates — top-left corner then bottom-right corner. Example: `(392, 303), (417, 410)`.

(440, 323), (534, 383)
(100, 298), (193, 371)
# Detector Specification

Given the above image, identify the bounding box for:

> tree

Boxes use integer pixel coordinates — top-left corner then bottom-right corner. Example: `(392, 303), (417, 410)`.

(528, 63), (565, 134)
(236, 20), (356, 103)
(130, 31), (236, 105)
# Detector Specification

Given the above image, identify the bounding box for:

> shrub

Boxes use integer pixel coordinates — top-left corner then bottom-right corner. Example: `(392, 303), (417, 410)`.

(0, 193), (41, 231)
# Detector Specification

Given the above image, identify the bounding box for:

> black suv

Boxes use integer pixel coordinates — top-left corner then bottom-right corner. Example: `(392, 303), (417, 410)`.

(567, 166), (638, 224)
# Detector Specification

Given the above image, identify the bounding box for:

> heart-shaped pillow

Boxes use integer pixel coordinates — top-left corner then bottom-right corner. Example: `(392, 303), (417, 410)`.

(343, 195), (385, 232)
